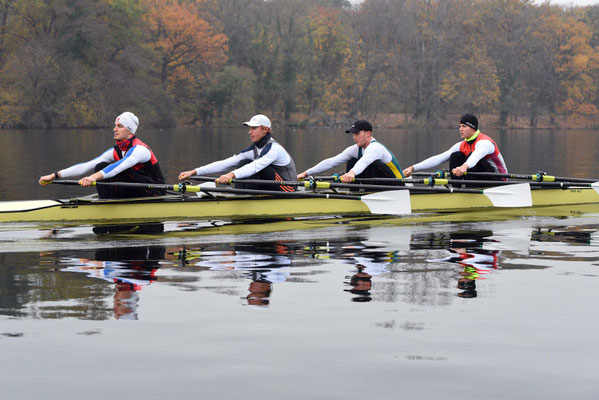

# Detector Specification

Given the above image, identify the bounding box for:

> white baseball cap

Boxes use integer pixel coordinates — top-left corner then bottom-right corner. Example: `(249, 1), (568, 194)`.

(242, 114), (271, 128)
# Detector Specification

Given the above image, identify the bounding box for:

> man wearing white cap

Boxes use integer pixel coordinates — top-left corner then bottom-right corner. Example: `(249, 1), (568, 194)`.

(39, 112), (165, 198)
(178, 114), (297, 191)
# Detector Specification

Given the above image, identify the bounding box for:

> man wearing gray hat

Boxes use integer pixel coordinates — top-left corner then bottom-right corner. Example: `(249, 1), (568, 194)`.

(178, 114), (297, 191)
(39, 111), (165, 198)
(297, 119), (404, 183)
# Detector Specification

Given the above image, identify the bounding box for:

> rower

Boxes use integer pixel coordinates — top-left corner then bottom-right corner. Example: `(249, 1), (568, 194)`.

(39, 112), (165, 199)
(297, 120), (404, 184)
(178, 114), (297, 191)
(403, 114), (507, 183)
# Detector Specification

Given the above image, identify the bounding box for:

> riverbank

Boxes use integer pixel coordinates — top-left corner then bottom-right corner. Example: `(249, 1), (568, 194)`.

(291, 112), (599, 130)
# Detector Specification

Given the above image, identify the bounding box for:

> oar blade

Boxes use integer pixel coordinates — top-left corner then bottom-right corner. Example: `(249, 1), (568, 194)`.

(191, 181), (216, 196)
(483, 183), (532, 207)
(361, 190), (412, 215)
(592, 182), (599, 195)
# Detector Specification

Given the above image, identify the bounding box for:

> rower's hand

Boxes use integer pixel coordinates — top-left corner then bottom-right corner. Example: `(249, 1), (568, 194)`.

(403, 166), (414, 177)
(39, 173), (56, 185)
(218, 172), (235, 184)
(340, 171), (355, 183)
(297, 171), (308, 180)
(178, 170), (196, 180)
(79, 172), (102, 187)
(452, 164), (468, 177)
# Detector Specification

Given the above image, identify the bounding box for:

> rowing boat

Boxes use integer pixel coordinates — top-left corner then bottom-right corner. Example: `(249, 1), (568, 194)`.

(2, 184), (598, 223)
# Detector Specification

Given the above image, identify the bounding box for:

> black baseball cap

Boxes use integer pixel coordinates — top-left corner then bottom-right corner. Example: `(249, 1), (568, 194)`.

(345, 120), (372, 134)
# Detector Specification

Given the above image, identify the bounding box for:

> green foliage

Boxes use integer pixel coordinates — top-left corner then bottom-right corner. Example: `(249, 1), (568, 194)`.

(207, 65), (257, 126)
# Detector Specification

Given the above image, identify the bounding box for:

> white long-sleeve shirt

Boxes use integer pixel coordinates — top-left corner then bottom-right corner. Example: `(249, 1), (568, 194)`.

(58, 145), (152, 180)
(194, 140), (294, 179)
(305, 140), (395, 176)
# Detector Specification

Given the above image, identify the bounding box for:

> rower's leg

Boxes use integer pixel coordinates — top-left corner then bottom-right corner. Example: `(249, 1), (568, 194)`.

(346, 159), (404, 191)
(94, 162), (114, 199)
(113, 169), (162, 198)
(449, 152), (501, 187)
(356, 161), (404, 186)
(95, 163), (164, 199)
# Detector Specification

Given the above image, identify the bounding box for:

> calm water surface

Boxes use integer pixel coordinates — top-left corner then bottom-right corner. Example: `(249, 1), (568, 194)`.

(1, 127), (599, 399)
(1, 126), (599, 199)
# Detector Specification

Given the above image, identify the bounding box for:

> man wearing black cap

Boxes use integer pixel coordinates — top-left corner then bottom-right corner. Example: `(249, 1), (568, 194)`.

(297, 120), (404, 183)
(403, 114), (507, 181)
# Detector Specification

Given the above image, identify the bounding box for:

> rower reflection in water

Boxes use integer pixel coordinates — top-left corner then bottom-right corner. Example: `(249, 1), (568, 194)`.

(178, 114), (297, 191)
(39, 112), (165, 199)
(177, 242), (292, 306)
(343, 255), (391, 302)
(59, 246), (164, 319)
(345, 266), (373, 302)
(423, 231), (500, 299)
(451, 248), (500, 298)
(297, 119), (404, 186)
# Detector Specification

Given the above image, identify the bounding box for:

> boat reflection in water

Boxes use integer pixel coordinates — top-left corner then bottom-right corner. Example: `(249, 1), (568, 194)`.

(60, 246), (164, 319)
(91, 222), (165, 235)
(531, 227), (593, 244)
(412, 230), (500, 299)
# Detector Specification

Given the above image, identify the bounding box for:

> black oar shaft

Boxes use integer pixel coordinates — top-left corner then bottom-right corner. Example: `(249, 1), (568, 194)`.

(192, 176), (487, 194)
(51, 179), (373, 200)
(53, 179), (176, 191)
(349, 177), (582, 188)
(463, 171), (596, 183)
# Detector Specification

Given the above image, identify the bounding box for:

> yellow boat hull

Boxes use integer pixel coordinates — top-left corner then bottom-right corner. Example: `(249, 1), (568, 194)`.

(0, 187), (598, 223)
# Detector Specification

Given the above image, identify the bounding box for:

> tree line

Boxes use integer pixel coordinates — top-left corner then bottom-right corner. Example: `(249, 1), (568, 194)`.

(0, 0), (598, 129)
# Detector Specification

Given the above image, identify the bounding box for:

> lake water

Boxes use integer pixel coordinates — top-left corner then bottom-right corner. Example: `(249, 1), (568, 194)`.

(1, 127), (599, 399)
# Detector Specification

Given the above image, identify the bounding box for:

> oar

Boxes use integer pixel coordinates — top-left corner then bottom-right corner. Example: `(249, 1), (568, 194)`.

(48, 179), (413, 215)
(463, 171), (599, 184)
(49, 179), (191, 193)
(309, 175), (580, 188)
(191, 176), (533, 207)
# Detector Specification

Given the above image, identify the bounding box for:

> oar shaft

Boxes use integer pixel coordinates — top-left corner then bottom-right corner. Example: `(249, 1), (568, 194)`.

(464, 171), (597, 183)
(193, 176), (487, 194)
(53, 179), (181, 191)
(51, 179), (379, 200)
(365, 177), (586, 188)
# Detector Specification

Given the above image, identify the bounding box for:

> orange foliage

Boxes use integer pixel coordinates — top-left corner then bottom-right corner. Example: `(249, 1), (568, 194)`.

(143, 0), (228, 87)
(537, 13), (599, 119)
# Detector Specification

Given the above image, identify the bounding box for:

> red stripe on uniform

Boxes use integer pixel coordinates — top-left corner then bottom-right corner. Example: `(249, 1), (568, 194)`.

(274, 173), (295, 192)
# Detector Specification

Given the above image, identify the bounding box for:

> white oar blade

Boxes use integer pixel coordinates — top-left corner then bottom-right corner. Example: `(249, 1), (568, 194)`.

(361, 190), (412, 215)
(483, 183), (532, 207)
(0, 200), (61, 213)
(195, 181), (216, 197)
(592, 182), (599, 195)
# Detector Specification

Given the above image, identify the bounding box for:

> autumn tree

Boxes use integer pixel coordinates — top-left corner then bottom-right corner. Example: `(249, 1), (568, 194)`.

(300, 5), (351, 121)
(550, 13), (599, 122)
(144, 0), (228, 123)
(480, 0), (538, 126)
